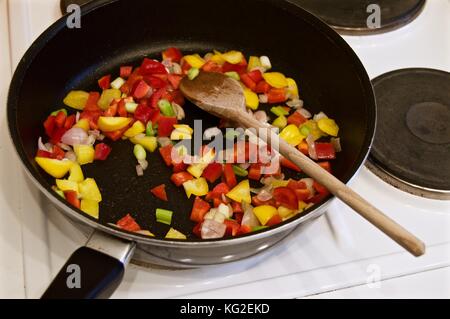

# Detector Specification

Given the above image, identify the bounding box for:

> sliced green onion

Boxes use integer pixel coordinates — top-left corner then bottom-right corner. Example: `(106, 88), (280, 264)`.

(188, 67), (200, 80)
(156, 208), (173, 225)
(252, 226), (268, 232)
(133, 144), (146, 161)
(51, 108), (67, 116)
(270, 106), (289, 117)
(110, 77), (125, 89)
(125, 102), (138, 113)
(300, 125), (311, 136)
(52, 186), (65, 198)
(225, 71), (240, 81)
(158, 99), (175, 116)
(146, 122), (156, 136)
(232, 165), (248, 177)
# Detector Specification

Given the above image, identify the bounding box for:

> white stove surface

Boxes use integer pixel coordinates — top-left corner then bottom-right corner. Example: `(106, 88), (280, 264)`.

(1, 0), (449, 299)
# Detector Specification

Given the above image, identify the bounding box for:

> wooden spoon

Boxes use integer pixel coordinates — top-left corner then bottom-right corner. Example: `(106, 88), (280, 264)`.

(180, 71), (426, 257)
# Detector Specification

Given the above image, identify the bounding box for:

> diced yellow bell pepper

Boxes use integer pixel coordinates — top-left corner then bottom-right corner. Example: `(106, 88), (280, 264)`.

(244, 88), (259, 110)
(221, 50), (244, 64)
(129, 135), (158, 152)
(97, 116), (132, 132)
(210, 50), (226, 64)
(35, 157), (73, 178)
(187, 163), (208, 179)
(317, 118), (339, 137)
(165, 228), (187, 240)
(73, 118), (90, 132)
(226, 179), (251, 204)
(182, 177), (209, 198)
(73, 144), (95, 165)
(136, 230), (155, 237)
(55, 179), (79, 192)
(278, 206), (294, 218)
(247, 56), (261, 71)
(124, 120), (145, 138)
(79, 178), (102, 202)
(253, 205), (278, 225)
(298, 200), (308, 211)
(170, 130), (192, 140)
(183, 54), (206, 69)
(263, 72), (288, 88)
(68, 163), (84, 183)
(271, 179), (290, 188)
(98, 89), (121, 110)
(173, 124), (194, 134)
(272, 115), (287, 129)
(63, 90), (90, 110)
(279, 124), (305, 146)
(286, 78), (299, 98)
(299, 120), (323, 140)
(80, 199), (99, 219)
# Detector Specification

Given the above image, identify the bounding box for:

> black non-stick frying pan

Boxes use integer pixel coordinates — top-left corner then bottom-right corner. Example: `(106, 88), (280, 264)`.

(7, 0), (376, 298)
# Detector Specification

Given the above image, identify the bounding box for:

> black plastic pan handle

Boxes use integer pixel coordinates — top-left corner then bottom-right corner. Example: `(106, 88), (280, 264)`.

(41, 231), (135, 299)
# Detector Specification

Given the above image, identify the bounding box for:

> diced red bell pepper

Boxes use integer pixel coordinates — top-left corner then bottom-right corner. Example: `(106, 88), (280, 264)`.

(273, 187), (298, 210)
(202, 60), (223, 73)
(132, 80), (151, 99)
(36, 150), (52, 158)
(117, 214), (141, 232)
(171, 171), (194, 187)
(159, 144), (174, 166)
(120, 66), (133, 78)
(103, 125), (129, 141)
(181, 60), (192, 75)
(190, 197), (211, 223)
(121, 69), (143, 95)
(240, 73), (257, 91)
(231, 201), (243, 213)
(54, 111), (67, 128)
(313, 181), (329, 194)
(51, 145), (65, 160)
(202, 162), (223, 183)
(252, 196), (276, 207)
(297, 141), (309, 155)
(98, 74), (111, 90)
(162, 47), (183, 63)
(237, 224), (252, 235)
(117, 99), (128, 117)
(306, 192), (329, 204)
(169, 89), (185, 106)
(280, 156), (301, 172)
(167, 74), (183, 89)
(43, 115), (56, 137)
(222, 58), (247, 74)
(255, 80), (271, 94)
(205, 182), (230, 201)
(193, 222), (202, 238)
(213, 197), (227, 208)
(172, 161), (188, 173)
(157, 116), (177, 137)
(150, 184), (168, 201)
(318, 161), (332, 173)
(315, 143), (336, 160)
(287, 180), (307, 190)
(134, 104), (153, 124)
(266, 214), (283, 227)
(287, 112), (307, 126)
(50, 127), (67, 144)
(248, 163), (262, 181)
(223, 163), (237, 188)
(94, 143), (112, 161)
(84, 92), (101, 112)
(64, 114), (76, 130)
(103, 102), (118, 117)
(224, 219), (240, 236)
(64, 190), (80, 209)
(294, 188), (311, 201)
(267, 88), (287, 103)
(247, 70), (263, 83)
(144, 75), (167, 90)
(139, 58), (167, 75)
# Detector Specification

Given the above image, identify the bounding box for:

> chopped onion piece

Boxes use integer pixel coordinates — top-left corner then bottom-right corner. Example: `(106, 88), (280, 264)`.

(241, 202), (261, 228)
(61, 127), (88, 146)
(64, 150), (76, 162)
(203, 127), (221, 140)
(331, 137), (342, 152)
(258, 94), (268, 103)
(298, 107), (312, 119)
(306, 134), (318, 160)
(201, 219), (226, 239)
(172, 102), (185, 120)
(301, 178), (315, 195)
(44, 142), (53, 151)
(313, 111), (328, 121)
(287, 99), (304, 109)
(157, 137), (172, 147)
(254, 110), (268, 123)
(136, 165), (144, 176)
(138, 159), (148, 170)
(38, 137), (48, 152)
(75, 112), (80, 123)
(260, 55), (272, 70)
(239, 163), (250, 170)
(86, 134), (96, 146)
(57, 143), (72, 151)
(171, 63), (182, 75)
(256, 187), (273, 202)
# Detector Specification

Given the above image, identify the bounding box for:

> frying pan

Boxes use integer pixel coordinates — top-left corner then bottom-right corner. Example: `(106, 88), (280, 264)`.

(7, 0), (376, 298)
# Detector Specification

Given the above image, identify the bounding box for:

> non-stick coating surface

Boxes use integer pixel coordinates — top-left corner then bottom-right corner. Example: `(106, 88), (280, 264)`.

(8, 0), (375, 242)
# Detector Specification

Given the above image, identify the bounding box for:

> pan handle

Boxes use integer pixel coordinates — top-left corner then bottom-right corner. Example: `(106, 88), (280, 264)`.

(41, 230), (136, 299)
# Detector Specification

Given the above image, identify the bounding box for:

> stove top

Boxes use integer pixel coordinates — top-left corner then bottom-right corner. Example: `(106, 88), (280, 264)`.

(367, 68), (450, 199)
(291, 0), (426, 34)
(3, 0), (450, 298)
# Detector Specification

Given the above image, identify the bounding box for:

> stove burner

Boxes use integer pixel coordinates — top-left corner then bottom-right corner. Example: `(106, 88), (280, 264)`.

(367, 68), (450, 200)
(60, 0), (91, 14)
(291, 0), (426, 35)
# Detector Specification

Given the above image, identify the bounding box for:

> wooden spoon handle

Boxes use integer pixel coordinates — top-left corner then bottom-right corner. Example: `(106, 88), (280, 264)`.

(235, 111), (426, 257)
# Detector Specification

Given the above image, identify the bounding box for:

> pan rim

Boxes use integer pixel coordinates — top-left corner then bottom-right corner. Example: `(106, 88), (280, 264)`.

(7, 0), (376, 247)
